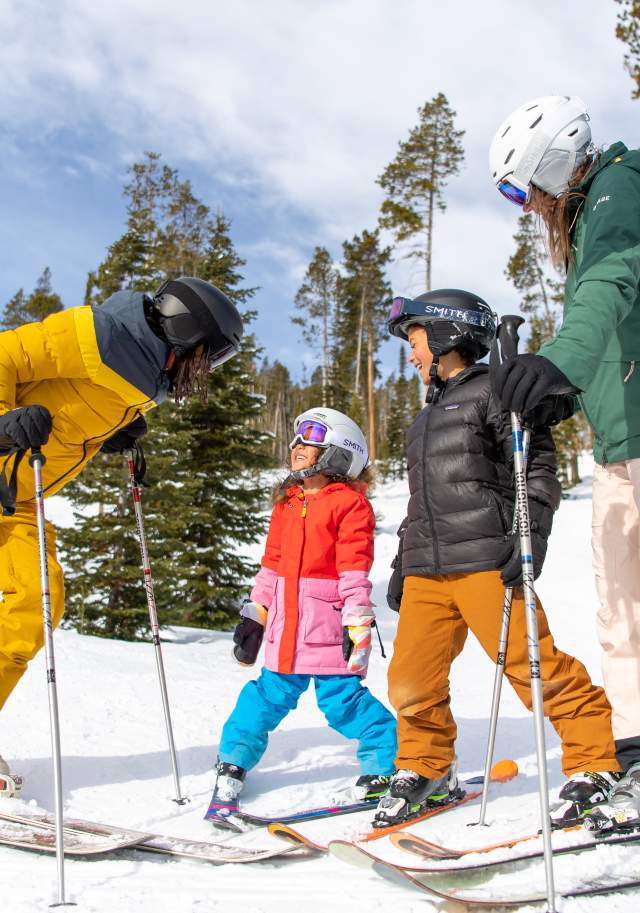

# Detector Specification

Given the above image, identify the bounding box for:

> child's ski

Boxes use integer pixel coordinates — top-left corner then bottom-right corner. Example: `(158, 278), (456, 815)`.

(204, 796), (379, 832)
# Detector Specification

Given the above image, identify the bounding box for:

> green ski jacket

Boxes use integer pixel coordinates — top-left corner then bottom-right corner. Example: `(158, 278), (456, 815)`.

(540, 142), (640, 464)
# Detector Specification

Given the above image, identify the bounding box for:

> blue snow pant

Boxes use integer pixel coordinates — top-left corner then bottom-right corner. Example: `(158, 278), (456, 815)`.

(219, 668), (397, 774)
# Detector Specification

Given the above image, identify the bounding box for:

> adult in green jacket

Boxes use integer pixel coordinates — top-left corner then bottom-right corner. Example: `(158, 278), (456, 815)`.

(489, 95), (640, 826)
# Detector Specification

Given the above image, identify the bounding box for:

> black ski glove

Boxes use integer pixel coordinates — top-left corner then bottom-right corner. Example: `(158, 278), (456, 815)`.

(498, 531), (548, 589)
(524, 394), (577, 428)
(386, 519), (407, 612)
(0, 405), (52, 452)
(101, 416), (148, 454)
(492, 354), (577, 415)
(233, 617), (265, 666)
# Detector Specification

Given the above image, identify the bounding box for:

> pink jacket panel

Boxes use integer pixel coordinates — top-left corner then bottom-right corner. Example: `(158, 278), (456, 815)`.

(263, 572), (374, 676)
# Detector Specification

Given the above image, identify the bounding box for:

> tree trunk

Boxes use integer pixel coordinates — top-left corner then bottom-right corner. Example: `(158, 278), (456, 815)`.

(367, 327), (376, 463)
(353, 283), (366, 397)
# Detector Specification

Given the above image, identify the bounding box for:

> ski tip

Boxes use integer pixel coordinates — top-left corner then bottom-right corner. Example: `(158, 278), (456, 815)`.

(489, 758), (518, 783)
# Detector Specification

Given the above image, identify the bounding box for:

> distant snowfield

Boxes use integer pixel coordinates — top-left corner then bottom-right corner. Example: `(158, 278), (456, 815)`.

(3, 458), (638, 912)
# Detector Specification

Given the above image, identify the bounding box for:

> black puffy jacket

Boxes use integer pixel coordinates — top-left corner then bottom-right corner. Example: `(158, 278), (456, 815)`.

(400, 364), (561, 577)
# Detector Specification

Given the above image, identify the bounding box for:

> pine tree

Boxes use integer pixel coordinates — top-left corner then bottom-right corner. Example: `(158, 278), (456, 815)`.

(385, 347), (411, 478)
(2, 268), (63, 329)
(61, 170), (270, 637)
(333, 230), (391, 462)
(86, 152), (169, 305)
(292, 247), (338, 407)
(505, 213), (589, 486)
(616, 0), (640, 98)
(378, 93), (465, 290)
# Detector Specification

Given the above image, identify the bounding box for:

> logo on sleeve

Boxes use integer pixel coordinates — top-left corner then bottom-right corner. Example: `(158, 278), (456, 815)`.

(593, 195), (610, 211)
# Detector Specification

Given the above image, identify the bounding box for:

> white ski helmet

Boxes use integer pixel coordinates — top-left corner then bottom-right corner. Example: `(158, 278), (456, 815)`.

(489, 96), (591, 202)
(289, 407), (369, 480)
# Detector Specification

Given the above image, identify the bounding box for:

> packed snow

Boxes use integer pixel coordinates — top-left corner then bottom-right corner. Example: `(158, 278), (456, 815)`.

(2, 457), (639, 911)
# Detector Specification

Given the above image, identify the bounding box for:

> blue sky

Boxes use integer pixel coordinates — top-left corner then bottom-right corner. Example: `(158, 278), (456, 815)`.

(2, 0), (638, 379)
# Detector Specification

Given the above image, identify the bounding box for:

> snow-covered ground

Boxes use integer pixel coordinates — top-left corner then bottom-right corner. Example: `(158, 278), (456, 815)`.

(3, 459), (638, 911)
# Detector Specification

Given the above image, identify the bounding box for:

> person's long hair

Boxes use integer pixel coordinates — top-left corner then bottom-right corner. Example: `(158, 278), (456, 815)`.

(272, 461), (376, 505)
(531, 155), (597, 269)
(171, 344), (211, 404)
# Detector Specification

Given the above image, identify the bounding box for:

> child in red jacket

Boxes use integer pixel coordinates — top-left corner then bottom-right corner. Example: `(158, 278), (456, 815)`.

(206, 408), (397, 823)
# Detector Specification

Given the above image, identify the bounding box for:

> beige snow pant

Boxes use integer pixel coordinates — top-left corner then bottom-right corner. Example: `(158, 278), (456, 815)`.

(592, 459), (640, 742)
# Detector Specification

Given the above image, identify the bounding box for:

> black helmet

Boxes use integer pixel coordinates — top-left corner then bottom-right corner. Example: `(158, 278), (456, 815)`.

(152, 277), (244, 366)
(387, 289), (497, 359)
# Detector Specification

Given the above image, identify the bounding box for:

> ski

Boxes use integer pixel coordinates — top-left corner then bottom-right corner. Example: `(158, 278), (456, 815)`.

(204, 795), (379, 832)
(0, 810), (307, 864)
(268, 790), (481, 853)
(327, 827), (640, 875)
(328, 840), (640, 906)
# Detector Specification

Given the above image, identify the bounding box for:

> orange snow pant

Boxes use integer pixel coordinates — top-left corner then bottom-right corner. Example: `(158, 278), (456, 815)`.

(388, 571), (620, 778)
(0, 506), (65, 710)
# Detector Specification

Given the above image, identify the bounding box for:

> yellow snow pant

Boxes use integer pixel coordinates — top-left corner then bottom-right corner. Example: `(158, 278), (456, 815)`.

(0, 506), (65, 710)
(389, 571), (620, 778)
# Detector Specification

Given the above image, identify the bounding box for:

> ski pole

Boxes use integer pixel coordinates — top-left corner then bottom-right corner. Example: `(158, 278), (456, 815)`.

(124, 448), (187, 805)
(500, 315), (557, 912)
(30, 448), (75, 907)
(476, 426), (530, 827)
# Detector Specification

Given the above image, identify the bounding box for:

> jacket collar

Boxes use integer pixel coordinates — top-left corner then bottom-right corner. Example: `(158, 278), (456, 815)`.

(572, 142), (629, 194)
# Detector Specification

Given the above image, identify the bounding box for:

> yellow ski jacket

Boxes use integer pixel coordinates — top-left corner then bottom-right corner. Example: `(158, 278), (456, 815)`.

(0, 291), (171, 507)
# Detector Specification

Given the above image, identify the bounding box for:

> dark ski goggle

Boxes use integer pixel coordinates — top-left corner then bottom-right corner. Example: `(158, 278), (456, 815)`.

(289, 419), (330, 450)
(388, 296), (496, 332)
(207, 341), (237, 371)
(497, 178), (531, 207)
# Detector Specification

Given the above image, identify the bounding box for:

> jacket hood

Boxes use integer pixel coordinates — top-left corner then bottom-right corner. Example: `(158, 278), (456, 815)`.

(92, 291), (172, 404)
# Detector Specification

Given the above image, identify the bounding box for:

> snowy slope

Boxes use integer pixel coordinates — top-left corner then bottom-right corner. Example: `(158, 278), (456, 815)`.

(2, 461), (638, 911)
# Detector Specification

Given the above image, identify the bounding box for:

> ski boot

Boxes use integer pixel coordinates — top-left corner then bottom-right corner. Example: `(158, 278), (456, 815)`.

(551, 770), (621, 827)
(204, 761), (246, 826)
(351, 773), (394, 802)
(0, 755), (23, 799)
(583, 762), (640, 833)
(373, 761), (459, 828)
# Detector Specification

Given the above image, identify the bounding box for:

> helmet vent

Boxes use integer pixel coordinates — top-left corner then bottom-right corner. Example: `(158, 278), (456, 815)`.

(525, 104), (539, 112)
(529, 114), (543, 129)
(504, 149), (514, 165)
(501, 125), (511, 138)
(567, 127), (579, 136)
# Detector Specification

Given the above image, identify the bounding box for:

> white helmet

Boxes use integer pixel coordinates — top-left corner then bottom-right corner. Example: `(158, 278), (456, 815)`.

(289, 407), (369, 480)
(490, 96), (591, 201)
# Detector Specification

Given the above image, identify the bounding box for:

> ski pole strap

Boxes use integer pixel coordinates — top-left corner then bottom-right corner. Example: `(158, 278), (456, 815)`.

(372, 620), (386, 659)
(0, 449), (25, 516)
(132, 442), (148, 486)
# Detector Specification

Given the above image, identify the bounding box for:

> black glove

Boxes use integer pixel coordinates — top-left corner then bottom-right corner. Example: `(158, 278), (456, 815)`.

(101, 416), (148, 454)
(498, 531), (548, 588)
(524, 394), (577, 428)
(492, 354), (577, 415)
(386, 553), (404, 612)
(0, 405), (52, 453)
(233, 617), (265, 666)
(386, 519), (407, 612)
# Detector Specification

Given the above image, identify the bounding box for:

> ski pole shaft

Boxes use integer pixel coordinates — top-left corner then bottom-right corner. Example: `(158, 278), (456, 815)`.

(477, 430), (530, 827)
(124, 450), (186, 805)
(510, 413), (556, 912)
(30, 449), (72, 907)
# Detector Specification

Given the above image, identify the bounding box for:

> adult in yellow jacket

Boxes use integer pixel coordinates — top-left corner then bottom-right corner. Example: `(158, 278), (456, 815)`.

(0, 278), (243, 790)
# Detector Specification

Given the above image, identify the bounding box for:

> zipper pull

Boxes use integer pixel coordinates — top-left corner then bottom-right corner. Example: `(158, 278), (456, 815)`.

(301, 498), (307, 518)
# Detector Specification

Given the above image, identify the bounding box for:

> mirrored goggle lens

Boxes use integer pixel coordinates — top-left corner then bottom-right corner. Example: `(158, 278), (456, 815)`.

(388, 297), (408, 321)
(296, 419), (329, 444)
(207, 342), (237, 371)
(497, 179), (528, 207)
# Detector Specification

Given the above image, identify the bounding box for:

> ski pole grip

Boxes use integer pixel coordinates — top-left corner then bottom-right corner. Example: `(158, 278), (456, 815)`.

(497, 315), (524, 362)
(28, 447), (46, 467)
